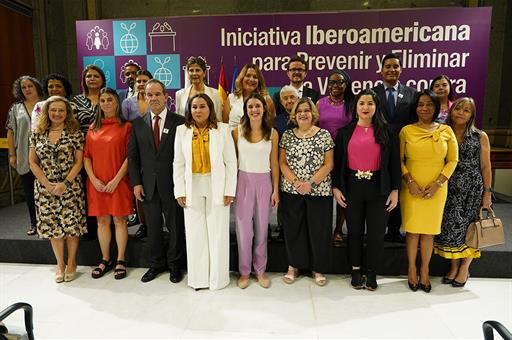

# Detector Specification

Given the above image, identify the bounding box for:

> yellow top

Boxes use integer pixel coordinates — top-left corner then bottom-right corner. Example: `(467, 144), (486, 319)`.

(192, 126), (211, 174)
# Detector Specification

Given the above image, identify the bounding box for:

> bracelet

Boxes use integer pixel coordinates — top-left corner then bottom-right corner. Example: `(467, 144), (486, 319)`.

(292, 177), (299, 184)
(63, 179), (72, 187)
(435, 179), (444, 188)
(407, 178), (414, 184)
(483, 187), (492, 193)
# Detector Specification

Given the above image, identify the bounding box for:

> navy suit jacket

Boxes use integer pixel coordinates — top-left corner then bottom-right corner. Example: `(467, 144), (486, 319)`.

(371, 83), (417, 135)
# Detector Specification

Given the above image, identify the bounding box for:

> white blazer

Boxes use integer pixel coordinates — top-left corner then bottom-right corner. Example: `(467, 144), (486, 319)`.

(173, 122), (237, 207)
(175, 85), (223, 123)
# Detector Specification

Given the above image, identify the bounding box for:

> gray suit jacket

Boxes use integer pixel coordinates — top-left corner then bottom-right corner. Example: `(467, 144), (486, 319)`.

(128, 110), (185, 201)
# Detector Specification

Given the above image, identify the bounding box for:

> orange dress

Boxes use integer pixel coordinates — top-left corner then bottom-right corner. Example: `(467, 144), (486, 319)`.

(84, 118), (133, 216)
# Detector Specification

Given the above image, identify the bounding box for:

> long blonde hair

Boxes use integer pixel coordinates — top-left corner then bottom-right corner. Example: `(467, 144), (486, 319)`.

(34, 96), (80, 135)
(233, 63), (268, 97)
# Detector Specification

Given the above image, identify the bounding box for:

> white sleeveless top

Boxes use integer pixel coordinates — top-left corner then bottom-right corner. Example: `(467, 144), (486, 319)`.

(237, 126), (272, 173)
(228, 93), (244, 128)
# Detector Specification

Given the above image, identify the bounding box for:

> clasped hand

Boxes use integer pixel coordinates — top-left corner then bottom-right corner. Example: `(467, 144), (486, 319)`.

(408, 180), (439, 199)
(44, 181), (66, 196)
(294, 180), (311, 195)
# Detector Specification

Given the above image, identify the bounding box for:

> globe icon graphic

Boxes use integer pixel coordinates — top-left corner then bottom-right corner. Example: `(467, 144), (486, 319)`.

(120, 33), (138, 54)
(155, 67), (172, 86)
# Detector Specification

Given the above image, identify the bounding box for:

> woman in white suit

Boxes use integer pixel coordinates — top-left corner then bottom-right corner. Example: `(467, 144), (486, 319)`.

(173, 93), (237, 290)
(175, 56), (222, 122)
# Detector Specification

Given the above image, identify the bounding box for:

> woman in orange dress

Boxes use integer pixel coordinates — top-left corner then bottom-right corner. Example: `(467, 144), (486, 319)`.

(84, 87), (133, 280)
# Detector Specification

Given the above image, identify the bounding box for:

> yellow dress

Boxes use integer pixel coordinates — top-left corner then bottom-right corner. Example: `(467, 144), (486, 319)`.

(399, 124), (458, 235)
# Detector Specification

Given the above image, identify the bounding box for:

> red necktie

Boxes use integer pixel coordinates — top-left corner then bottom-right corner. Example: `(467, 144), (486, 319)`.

(153, 115), (160, 150)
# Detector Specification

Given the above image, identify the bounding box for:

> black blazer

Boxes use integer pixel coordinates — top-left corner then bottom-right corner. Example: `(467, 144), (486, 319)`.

(128, 111), (185, 201)
(332, 122), (401, 196)
(273, 85), (320, 116)
(371, 83), (417, 135)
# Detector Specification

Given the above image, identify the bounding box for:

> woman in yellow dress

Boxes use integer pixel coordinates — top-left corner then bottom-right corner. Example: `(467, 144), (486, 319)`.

(400, 90), (458, 293)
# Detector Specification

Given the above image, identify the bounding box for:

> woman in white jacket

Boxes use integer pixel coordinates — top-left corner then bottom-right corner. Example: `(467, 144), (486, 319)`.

(175, 56), (222, 122)
(173, 93), (237, 290)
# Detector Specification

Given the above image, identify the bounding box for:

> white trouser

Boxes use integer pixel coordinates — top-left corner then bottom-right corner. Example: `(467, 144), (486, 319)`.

(184, 174), (230, 290)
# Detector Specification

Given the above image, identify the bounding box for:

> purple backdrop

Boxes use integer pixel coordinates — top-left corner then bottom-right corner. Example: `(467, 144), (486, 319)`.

(76, 7), (492, 125)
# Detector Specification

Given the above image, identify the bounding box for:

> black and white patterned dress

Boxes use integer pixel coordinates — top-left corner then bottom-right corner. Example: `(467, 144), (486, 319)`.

(71, 94), (97, 133)
(30, 130), (87, 238)
(434, 130), (482, 259)
(279, 128), (334, 196)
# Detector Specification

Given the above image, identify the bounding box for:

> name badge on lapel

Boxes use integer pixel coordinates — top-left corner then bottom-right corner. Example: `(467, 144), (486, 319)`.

(398, 93), (404, 99)
(163, 128), (169, 134)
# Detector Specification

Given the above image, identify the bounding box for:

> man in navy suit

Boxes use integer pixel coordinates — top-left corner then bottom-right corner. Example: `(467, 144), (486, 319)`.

(128, 79), (186, 283)
(372, 53), (417, 243)
(273, 55), (320, 116)
(118, 62), (141, 104)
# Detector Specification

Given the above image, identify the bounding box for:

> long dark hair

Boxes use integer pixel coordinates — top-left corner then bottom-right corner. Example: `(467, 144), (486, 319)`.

(240, 92), (273, 141)
(411, 90), (441, 123)
(354, 89), (389, 145)
(184, 93), (218, 129)
(91, 88), (126, 131)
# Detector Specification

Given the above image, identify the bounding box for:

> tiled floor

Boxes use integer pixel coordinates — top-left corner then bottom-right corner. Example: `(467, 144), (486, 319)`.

(1, 263), (511, 339)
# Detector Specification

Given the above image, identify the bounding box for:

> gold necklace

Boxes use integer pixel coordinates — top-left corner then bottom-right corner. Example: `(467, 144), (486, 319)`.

(328, 96), (344, 106)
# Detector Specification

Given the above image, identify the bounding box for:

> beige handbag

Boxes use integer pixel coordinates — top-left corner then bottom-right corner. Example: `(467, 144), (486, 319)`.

(465, 207), (505, 249)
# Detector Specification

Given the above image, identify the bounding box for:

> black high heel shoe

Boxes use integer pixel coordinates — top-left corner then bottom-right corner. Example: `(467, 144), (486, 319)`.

(419, 282), (432, 293)
(452, 273), (469, 288)
(408, 280), (418, 292)
(442, 276), (454, 284)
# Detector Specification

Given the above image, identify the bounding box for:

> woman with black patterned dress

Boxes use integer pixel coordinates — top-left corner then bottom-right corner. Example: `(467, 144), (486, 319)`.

(279, 97), (334, 287)
(29, 96), (86, 283)
(71, 64), (106, 238)
(434, 97), (492, 287)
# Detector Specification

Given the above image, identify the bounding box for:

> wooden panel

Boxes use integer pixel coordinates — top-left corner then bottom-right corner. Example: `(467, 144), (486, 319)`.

(0, 4), (35, 138)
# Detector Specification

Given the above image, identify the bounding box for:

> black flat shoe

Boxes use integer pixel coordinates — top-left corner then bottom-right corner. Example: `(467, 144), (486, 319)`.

(351, 269), (364, 289)
(408, 281), (418, 292)
(134, 225), (147, 240)
(169, 268), (183, 283)
(419, 283), (432, 293)
(442, 276), (454, 284)
(141, 267), (165, 283)
(26, 227), (37, 236)
(365, 270), (378, 291)
(91, 259), (113, 279)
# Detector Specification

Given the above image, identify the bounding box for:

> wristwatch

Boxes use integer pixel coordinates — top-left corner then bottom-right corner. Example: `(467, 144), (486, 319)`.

(63, 179), (72, 187)
(483, 187), (492, 193)
(435, 179), (444, 187)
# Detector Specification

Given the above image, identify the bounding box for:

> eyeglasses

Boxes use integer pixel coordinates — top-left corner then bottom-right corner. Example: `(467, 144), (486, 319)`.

(328, 80), (346, 86)
(289, 68), (306, 73)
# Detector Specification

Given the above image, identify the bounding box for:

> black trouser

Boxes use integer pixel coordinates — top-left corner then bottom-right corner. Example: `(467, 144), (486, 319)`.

(143, 186), (185, 270)
(345, 172), (389, 271)
(386, 202), (401, 235)
(280, 192), (332, 273)
(20, 171), (37, 227)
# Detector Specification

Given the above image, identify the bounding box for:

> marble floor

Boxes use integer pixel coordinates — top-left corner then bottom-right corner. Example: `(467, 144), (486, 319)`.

(0, 263), (511, 339)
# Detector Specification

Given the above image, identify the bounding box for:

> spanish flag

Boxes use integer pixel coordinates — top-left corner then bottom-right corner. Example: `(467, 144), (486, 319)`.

(218, 60), (228, 106)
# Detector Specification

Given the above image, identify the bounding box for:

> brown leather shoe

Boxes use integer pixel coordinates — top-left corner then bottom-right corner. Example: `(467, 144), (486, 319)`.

(257, 274), (270, 288)
(238, 275), (250, 289)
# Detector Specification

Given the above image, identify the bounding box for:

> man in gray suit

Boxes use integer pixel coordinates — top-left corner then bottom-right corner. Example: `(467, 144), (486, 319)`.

(372, 53), (418, 243)
(128, 79), (186, 283)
